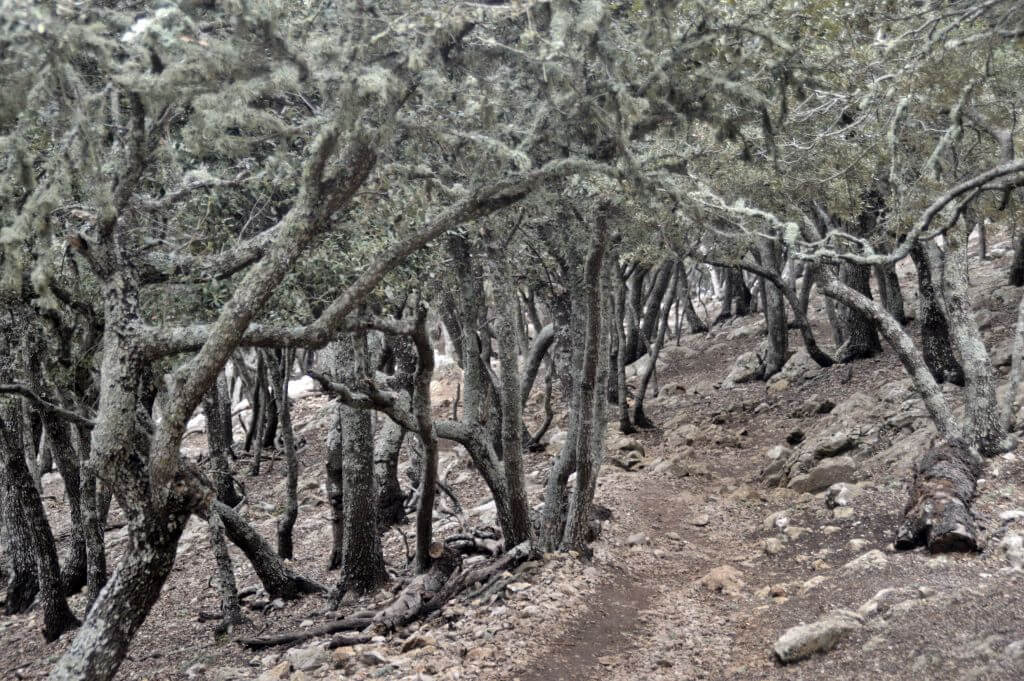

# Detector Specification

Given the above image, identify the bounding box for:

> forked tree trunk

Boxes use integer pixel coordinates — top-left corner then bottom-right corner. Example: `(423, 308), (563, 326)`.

(542, 214), (608, 551)
(0, 401), (79, 641)
(489, 260), (534, 550)
(634, 264), (675, 428)
(563, 234), (609, 552)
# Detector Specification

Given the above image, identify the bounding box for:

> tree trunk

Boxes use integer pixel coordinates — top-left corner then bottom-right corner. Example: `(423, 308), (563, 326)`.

(0, 400), (79, 641)
(269, 349), (298, 559)
(207, 507), (246, 630)
(325, 371), (345, 570)
(215, 501), (324, 599)
(759, 241), (789, 379)
(940, 222), (1011, 455)
(1, 402), (37, 615)
(203, 372), (242, 507)
(634, 264), (676, 427)
(1011, 224), (1024, 286)
(874, 262), (907, 325)
(338, 332), (389, 594)
(836, 258), (882, 362)
(562, 213), (609, 552)
(490, 260), (534, 550)
(815, 264), (960, 441)
(910, 243), (965, 385)
(77, 425), (107, 608)
(410, 315), (440, 572)
(48, 471), (205, 681)
(44, 416), (88, 596)
(1006, 287), (1024, 432)
(614, 269), (634, 433)
(679, 264), (708, 333)
(374, 418), (407, 528)
(714, 266), (735, 325)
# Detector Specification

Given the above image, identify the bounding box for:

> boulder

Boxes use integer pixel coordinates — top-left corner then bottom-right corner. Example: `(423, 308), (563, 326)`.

(843, 549), (889, 572)
(830, 392), (878, 422)
(790, 394), (835, 418)
(825, 482), (853, 509)
(723, 351), (763, 386)
(768, 349), (821, 389)
(607, 437), (646, 471)
(809, 431), (858, 458)
(285, 645), (327, 672)
(787, 456), (856, 493)
(696, 565), (745, 595)
(773, 610), (863, 663)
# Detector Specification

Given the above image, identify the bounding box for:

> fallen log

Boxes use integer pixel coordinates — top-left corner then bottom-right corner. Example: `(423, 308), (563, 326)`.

(895, 442), (982, 553)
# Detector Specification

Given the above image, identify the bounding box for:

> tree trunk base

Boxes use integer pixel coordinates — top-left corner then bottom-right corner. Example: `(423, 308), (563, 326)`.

(239, 542), (532, 650)
(3, 571), (38, 615)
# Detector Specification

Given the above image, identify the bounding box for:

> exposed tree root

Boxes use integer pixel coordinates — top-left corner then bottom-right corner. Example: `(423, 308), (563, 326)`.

(237, 542), (532, 650)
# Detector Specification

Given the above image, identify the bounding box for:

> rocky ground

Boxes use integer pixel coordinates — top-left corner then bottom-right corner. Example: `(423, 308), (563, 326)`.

(3, 240), (1024, 681)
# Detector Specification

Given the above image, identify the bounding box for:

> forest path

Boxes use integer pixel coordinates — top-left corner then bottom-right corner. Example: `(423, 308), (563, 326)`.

(515, 346), (769, 681)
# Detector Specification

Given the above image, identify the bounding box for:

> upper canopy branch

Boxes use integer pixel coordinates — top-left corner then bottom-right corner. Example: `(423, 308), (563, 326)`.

(0, 383), (95, 428)
(139, 158), (619, 358)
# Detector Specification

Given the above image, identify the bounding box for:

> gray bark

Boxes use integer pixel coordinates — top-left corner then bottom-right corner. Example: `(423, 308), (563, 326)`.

(940, 223), (1011, 455)
(337, 332), (389, 594)
(268, 350), (298, 559)
(207, 508), (246, 630)
(910, 243), (965, 385)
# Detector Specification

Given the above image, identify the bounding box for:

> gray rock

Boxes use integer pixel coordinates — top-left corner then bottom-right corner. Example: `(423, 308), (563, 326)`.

(787, 456), (856, 493)
(1000, 534), (1024, 570)
(771, 349), (821, 388)
(774, 610), (863, 663)
(791, 394), (835, 418)
(626, 533), (649, 546)
(208, 668), (252, 681)
(825, 483), (853, 509)
(724, 351), (763, 386)
(843, 549), (889, 572)
(831, 392), (877, 422)
(810, 431), (858, 457)
(285, 645), (327, 672)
